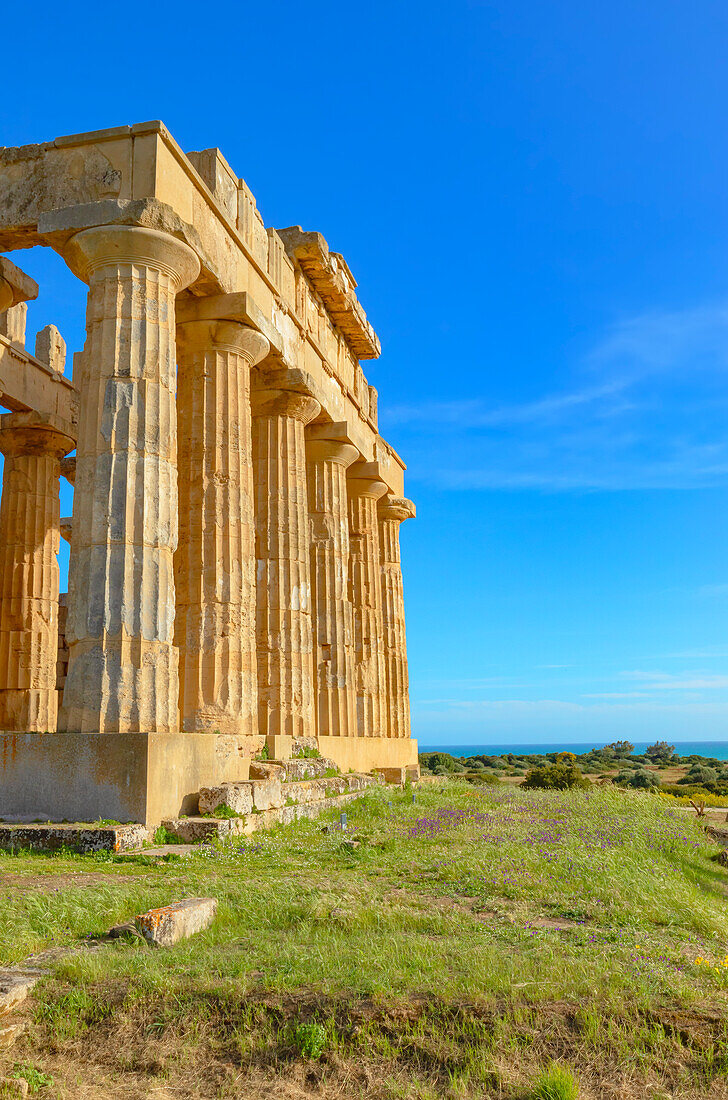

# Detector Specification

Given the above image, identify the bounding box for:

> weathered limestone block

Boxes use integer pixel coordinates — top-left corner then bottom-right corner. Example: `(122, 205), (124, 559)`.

(374, 766), (407, 784)
(0, 303), (27, 347)
(251, 777), (283, 810)
(59, 226), (200, 735)
(0, 971), (41, 1017)
(347, 463), (388, 737)
(0, 822), (147, 854)
(135, 898), (217, 947)
(0, 256), (38, 314)
(175, 319), (269, 735)
(0, 411), (74, 732)
(0, 1022), (25, 1049)
(281, 756), (339, 781)
(34, 325), (66, 374)
(0, 1074), (28, 1097)
(198, 781), (254, 815)
(252, 381), (320, 741)
(378, 498), (416, 738)
(306, 425), (359, 738)
(161, 816), (246, 842)
(249, 761), (285, 781)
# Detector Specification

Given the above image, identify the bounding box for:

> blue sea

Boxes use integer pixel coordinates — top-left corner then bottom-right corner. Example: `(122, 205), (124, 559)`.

(417, 741), (728, 760)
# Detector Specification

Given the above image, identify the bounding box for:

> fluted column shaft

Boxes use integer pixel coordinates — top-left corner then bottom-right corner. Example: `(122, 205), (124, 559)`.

(60, 226), (200, 734)
(306, 434), (359, 737)
(0, 412), (74, 731)
(348, 465), (388, 737)
(252, 386), (320, 740)
(175, 320), (269, 734)
(378, 498), (416, 738)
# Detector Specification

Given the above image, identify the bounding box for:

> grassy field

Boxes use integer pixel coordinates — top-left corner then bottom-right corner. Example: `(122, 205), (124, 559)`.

(2, 782), (728, 1099)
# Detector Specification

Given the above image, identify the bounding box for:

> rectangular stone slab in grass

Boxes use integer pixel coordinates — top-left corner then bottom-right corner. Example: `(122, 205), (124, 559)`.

(0, 971), (43, 1016)
(0, 823), (148, 854)
(135, 898), (218, 948)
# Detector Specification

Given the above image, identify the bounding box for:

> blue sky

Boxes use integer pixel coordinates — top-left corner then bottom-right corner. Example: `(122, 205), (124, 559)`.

(3, 0), (728, 747)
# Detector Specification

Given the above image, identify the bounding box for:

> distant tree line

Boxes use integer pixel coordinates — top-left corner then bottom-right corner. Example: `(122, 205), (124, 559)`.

(419, 740), (728, 795)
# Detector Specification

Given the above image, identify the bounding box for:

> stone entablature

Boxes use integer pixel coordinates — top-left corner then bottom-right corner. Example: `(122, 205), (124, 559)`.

(0, 122), (397, 483)
(0, 122), (417, 825)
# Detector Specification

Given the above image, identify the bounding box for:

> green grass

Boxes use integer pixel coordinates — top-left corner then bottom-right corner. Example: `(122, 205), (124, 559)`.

(2, 783), (728, 1097)
(530, 1064), (579, 1099)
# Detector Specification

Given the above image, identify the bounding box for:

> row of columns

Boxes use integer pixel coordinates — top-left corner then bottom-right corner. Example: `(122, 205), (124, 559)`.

(0, 225), (414, 743)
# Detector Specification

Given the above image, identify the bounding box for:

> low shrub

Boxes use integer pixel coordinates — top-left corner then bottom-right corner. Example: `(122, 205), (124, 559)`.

(615, 768), (660, 790)
(523, 764), (589, 790)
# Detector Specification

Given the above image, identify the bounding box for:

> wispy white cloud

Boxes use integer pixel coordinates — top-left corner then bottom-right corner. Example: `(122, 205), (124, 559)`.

(383, 301), (728, 492)
(581, 691), (650, 699)
(619, 669), (728, 691)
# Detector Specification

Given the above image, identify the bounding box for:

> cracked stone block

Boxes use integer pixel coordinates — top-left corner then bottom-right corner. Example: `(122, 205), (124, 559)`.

(135, 897), (218, 947)
(250, 778), (282, 810)
(198, 782), (253, 815)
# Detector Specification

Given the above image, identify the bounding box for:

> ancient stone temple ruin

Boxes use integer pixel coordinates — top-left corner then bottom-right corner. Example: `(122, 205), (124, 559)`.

(0, 122), (417, 826)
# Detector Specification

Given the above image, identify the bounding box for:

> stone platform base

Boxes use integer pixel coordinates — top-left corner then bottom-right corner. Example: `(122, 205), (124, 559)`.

(0, 821), (147, 854)
(0, 731), (259, 825)
(316, 735), (419, 776)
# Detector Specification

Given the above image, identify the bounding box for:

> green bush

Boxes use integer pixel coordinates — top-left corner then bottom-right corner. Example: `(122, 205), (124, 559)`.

(522, 764), (589, 790)
(615, 768), (660, 790)
(680, 765), (719, 787)
(645, 741), (675, 763)
(292, 1021), (329, 1059)
(463, 771), (500, 786)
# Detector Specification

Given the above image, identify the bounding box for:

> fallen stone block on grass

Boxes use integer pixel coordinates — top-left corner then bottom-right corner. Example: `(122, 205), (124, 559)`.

(0, 1076), (29, 1098)
(0, 971), (43, 1016)
(0, 1022), (24, 1049)
(135, 898), (218, 947)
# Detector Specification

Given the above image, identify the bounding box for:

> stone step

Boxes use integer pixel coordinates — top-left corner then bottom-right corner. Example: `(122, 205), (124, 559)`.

(198, 771), (376, 816)
(164, 784), (378, 844)
(0, 822), (148, 855)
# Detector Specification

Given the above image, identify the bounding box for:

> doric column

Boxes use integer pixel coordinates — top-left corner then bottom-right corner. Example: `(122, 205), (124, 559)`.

(252, 381), (320, 741)
(60, 226), (200, 734)
(0, 411), (74, 731)
(175, 319), (269, 734)
(347, 462), (388, 737)
(306, 425), (359, 738)
(378, 497), (416, 738)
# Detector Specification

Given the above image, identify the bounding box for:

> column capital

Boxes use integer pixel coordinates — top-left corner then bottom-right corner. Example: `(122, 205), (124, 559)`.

(251, 387), (320, 424)
(307, 438), (360, 468)
(0, 411), (75, 460)
(64, 225), (200, 290)
(379, 497), (416, 523)
(0, 256), (38, 313)
(176, 318), (270, 364)
(347, 461), (388, 501)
